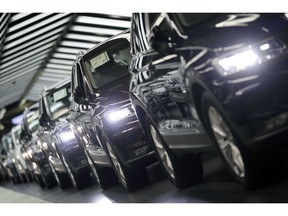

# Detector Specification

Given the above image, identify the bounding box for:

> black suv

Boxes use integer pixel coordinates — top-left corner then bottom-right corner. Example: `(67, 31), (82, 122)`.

(1, 132), (22, 184)
(39, 77), (91, 190)
(130, 13), (288, 189)
(129, 13), (213, 189)
(70, 29), (156, 191)
(20, 103), (41, 183)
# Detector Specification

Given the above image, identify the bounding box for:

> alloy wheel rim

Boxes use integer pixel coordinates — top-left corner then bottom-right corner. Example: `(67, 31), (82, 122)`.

(208, 106), (245, 178)
(50, 161), (60, 186)
(106, 140), (127, 187)
(150, 125), (175, 179)
(87, 156), (100, 185)
(63, 156), (77, 188)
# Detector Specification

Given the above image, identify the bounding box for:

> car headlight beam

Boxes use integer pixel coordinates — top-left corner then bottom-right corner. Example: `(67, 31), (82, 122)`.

(59, 130), (75, 143)
(105, 108), (132, 123)
(215, 39), (286, 76)
(218, 50), (259, 76)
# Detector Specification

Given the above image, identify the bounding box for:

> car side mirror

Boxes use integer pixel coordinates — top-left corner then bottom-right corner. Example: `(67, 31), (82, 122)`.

(39, 114), (52, 127)
(73, 87), (89, 105)
(149, 26), (174, 54)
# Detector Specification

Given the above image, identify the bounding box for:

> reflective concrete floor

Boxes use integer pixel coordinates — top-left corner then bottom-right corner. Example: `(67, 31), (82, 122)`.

(1, 153), (288, 203)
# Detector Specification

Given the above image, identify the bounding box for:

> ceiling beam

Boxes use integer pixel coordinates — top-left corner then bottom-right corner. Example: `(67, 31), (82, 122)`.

(20, 13), (77, 100)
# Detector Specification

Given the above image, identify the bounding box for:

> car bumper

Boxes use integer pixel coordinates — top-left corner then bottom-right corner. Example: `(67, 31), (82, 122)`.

(62, 143), (89, 174)
(214, 70), (288, 150)
(108, 119), (154, 162)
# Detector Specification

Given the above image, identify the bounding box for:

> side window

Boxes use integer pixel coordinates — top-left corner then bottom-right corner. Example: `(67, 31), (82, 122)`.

(38, 97), (43, 115)
(71, 65), (76, 92)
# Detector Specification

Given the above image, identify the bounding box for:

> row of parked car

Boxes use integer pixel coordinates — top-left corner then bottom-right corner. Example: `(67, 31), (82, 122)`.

(1, 13), (288, 193)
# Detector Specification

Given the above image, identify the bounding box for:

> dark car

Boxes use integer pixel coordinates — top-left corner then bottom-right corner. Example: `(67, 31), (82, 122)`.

(20, 103), (44, 183)
(129, 13), (214, 189)
(130, 13), (288, 189)
(1, 132), (22, 184)
(0, 137), (10, 181)
(70, 29), (156, 191)
(38, 77), (91, 190)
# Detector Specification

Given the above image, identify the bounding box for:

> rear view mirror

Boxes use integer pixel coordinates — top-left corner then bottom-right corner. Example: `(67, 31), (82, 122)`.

(39, 114), (52, 127)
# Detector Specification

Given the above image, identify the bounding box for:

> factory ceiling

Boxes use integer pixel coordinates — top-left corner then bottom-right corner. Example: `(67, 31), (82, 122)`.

(0, 12), (131, 134)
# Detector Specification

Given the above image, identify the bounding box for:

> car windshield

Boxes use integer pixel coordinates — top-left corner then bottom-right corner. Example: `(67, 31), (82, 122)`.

(46, 84), (71, 120)
(175, 13), (215, 28)
(83, 38), (130, 89)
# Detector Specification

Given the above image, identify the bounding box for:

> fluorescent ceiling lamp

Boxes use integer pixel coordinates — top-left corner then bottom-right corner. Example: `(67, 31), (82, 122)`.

(0, 42), (53, 68)
(52, 53), (76, 60)
(1, 36), (58, 63)
(0, 66), (38, 85)
(71, 25), (122, 36)
(4, 17), (69, 49)
(65, 33), (108, 43)
(56, 47), (82, 54)
(8, 13), (53, 34)
(7, 14), (70, 41)
(2, 27), (63, 57)
(49, 59), (74, 65)
(46, 63), (72, 70)
(11, 13), (31, 22)
(43, 68), (72, 74)
(61, 40), (95, 49)
(76, 16), (130, 28)
(0, 51), (48, 72)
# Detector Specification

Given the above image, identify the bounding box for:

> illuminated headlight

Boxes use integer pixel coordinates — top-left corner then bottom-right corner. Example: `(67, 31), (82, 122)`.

(42, 142), (48, 150)
(105, 108), (133, 123)
(27, 149), (33, 158)
(218, 50), (259, 75)
(215, 40), (285, 76)
(59, 129), (75, 143)
(22, 152), (28, 159)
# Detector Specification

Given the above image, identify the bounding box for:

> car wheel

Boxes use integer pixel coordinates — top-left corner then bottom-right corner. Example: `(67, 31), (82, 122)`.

(61, 155), (91, 190)
(41, 170), (56, 189)
(35, 164), (56, 189)
(201, 92), (282, 189)
(49, 160), (71, 190)
(103, 136), (149, 192)
(86, 153), (118, 190)
(24, 169), (34, 182)
(8, 167), (21, 184)
(145, 115), (203, 189)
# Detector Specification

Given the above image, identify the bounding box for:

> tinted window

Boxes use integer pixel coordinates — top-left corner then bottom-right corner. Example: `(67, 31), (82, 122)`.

(175, 13), (215, 28)
(83, 38), (130, 89)
(46, 83), (71, 119)
(27, 110), (39, 133)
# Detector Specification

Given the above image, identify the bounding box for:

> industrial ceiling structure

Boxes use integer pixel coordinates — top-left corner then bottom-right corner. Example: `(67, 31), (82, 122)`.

(0, 12), (131, 135)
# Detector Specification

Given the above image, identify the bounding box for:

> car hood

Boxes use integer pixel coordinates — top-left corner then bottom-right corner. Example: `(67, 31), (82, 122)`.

(96, 77), (131, 106)
(180, 13), (288, 49)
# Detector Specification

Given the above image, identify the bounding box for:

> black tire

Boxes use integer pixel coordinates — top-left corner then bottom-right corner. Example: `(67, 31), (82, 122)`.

(201, 92), (282, 189)
(36, 165), (57, 189)
(49, 161), (71, 190)
(61, 155), (91, 190)
(20, 169), (33, 183)
(144, 115), (203, 189)
(35, 173), (45, 188)
(86, 153), (118, 190)
(11, 175), (21, 184)
(103, 136), (149, 192)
